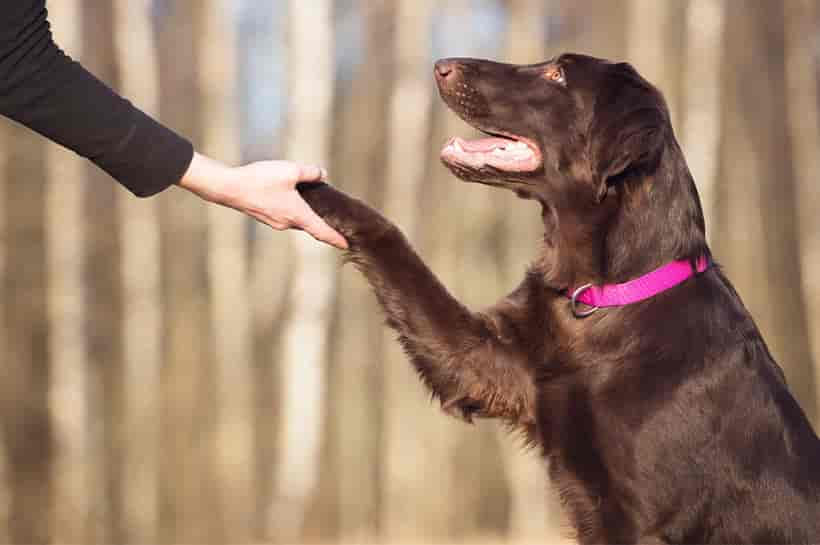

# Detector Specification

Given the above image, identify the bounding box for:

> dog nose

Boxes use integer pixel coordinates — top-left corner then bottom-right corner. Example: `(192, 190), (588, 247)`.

(435, 59), (457, 81)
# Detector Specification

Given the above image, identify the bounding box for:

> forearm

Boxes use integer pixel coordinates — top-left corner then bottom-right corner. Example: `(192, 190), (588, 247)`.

(297, 182), (536, 426)
(353, 232), (536, 426)
(0, 2), (193, 197)
(362, 245), (536, 425)
(0, 2), (346, 248)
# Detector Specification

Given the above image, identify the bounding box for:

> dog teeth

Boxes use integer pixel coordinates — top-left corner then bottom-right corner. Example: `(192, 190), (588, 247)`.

(445, 138), (534, 161)
(490, 141), (532, 157)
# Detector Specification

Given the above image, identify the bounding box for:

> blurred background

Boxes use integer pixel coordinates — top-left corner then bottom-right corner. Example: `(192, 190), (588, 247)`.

(1, 0), (819, 543)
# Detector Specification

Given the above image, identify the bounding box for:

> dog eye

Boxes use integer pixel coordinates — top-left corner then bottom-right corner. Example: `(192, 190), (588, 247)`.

(544, 66), (566, 85)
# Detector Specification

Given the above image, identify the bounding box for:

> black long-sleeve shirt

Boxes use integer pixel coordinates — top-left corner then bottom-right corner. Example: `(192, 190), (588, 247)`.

(0, 1), (194, 197)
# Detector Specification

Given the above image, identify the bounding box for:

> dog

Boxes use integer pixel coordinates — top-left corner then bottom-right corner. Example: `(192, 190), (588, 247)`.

(297, 53), (820, 544)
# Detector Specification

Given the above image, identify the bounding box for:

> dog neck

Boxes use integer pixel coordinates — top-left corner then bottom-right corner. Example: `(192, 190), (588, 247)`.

(536, 141), (709, 293)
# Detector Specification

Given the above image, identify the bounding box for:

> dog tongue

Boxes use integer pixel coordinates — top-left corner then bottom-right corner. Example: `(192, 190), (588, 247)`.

(456, 136), (512, 152)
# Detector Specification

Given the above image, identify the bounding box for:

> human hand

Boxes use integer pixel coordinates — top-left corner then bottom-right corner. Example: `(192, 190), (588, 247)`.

(177, 152), (348, 249)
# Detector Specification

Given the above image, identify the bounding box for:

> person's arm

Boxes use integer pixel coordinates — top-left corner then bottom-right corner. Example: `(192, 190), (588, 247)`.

(0, 1), (191, 197)
(0, 1), (346, 248)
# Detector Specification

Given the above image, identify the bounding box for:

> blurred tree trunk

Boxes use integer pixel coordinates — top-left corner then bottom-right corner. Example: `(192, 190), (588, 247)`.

(47, 145), (90, 543)
(714, 10), (770, 334)
(681, 0), (724, 243)
(269, 0), (336, 541)
(326, 1), (395, 541)
(382, 3), (433, 242)
(626, 0), (686, 125)
(784, 0), (820, 425)
(718, 1), (817, 419)
(46, 3), (91, 543)
(449, 0), (549, 539)
(564, 0), (627, 57)
(81, 4), (127, 543)
(379, 0), (439, 541)
(200, 1), (254, 542)
(0, 91), (52, 545)
(152, 2), (221, 543)
(247, 4), (291, 540)
(391, 1), (510, 540)
(500, 1), (565, 542)
(0, 121), (8, 545)
(115, 1), (163, 543)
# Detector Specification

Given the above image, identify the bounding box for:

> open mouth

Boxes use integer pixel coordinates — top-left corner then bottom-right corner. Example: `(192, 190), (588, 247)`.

(440, 130), (542, 174)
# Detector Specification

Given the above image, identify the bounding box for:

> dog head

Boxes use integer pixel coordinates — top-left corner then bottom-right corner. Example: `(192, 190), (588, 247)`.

(436, 53), (707, 286)
(435, 53), (670, 207)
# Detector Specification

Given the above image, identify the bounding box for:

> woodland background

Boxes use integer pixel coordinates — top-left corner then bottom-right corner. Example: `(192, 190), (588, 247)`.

(1, 0), (819, 543)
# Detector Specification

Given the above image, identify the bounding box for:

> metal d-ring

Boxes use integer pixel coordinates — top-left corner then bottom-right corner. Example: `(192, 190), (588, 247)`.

(570, 283), (600, 318)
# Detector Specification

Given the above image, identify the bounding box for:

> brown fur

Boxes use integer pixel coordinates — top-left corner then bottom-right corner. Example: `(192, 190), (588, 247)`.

(297, 54), (820, 544)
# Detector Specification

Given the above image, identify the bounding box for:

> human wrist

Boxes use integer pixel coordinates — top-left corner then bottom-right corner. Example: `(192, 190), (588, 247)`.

(177, 152), (240, 206)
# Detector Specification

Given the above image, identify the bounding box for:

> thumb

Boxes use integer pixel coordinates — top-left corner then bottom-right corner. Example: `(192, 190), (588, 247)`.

(298, 209), (349, 250)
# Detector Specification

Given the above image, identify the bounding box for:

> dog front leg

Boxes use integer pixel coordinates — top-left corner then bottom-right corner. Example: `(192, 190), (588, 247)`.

(298, 183), (535, 430)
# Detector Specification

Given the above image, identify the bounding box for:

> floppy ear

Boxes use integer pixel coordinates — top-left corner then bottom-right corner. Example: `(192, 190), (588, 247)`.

(589, 66), (668, 201)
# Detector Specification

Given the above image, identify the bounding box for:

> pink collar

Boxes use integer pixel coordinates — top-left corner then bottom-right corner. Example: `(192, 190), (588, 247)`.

(567, 255), (710, 317)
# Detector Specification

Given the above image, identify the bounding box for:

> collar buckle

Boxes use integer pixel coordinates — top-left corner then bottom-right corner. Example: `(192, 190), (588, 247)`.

(570, 284), (599, 318)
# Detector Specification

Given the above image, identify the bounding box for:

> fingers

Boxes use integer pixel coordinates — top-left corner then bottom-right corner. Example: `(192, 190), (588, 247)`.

(297, 207), (349, 250)
(237, 160), (345, 247)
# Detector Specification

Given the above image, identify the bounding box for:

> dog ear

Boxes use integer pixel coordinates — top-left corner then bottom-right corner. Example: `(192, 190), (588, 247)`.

(589, 65), (668, 201)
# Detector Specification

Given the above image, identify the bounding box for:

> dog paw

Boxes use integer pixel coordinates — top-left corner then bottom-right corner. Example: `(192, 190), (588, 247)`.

(297, 182), (397, 248)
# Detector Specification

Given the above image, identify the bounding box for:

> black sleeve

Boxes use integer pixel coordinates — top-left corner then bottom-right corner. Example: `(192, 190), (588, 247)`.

(0, 1), (194, 197)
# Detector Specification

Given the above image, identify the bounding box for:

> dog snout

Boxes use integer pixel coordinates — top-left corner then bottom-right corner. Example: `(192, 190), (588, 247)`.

(435, 59), (460, 83)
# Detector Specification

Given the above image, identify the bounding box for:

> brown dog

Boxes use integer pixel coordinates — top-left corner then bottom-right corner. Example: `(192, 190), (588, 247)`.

(297, 53), (820, 544)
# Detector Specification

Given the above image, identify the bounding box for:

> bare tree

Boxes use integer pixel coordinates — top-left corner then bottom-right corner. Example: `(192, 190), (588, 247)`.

(500, 1), (566, 541)
(114, 1), (163, 542)
(0, 86), (52, 545)
(379, 0), (440, 541)
(269, 0), (336, 541)
(719, 2), (817, 420)
(568, 0), (627, 58)
(0, 96), (10, 545)
(80, 3), (128, 542)
(45, 3), (91, 542)
(46, 149), (90, 545)
(247, 6), (294, 539)
(681, 0), (724, 244)
(152, 2), (221, 543)
(325, 1), (396, 541)
(383, 1), (511, 540)
(714, 10), (770, 328)
(784, 0), (820, 424)
(626, 0), (685, 125)
(199, 1), (254, 541)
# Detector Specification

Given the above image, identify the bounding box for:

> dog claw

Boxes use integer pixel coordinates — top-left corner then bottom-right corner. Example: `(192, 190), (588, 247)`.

(441, 396), (476, 423)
